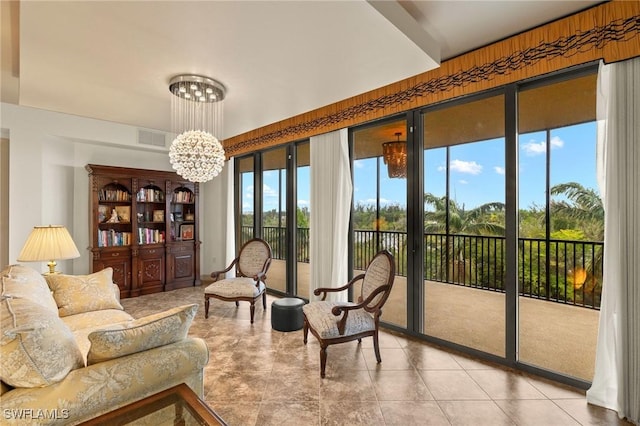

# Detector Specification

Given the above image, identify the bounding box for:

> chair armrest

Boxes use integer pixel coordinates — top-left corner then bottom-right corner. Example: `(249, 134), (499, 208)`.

(330, 284), (391, 335)
(314, 273), (365, 300)
(210, 258), (238, 282)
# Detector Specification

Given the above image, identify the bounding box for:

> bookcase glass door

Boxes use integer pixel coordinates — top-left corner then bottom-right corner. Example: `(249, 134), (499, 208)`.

(97, 182), (132, 247)
(171, 187), (195, 241)
(136, 184), (166, 245)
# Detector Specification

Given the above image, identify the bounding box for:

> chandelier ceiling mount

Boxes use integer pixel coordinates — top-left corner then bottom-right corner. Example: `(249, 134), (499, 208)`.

(168, 74), (226, 183)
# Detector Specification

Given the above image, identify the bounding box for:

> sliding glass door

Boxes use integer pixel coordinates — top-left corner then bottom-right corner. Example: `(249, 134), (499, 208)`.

(422, 94), (506, 356)
(352, 118), (408, 328)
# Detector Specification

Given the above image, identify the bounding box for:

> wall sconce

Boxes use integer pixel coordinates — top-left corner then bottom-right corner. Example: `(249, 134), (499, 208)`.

(382, 132), (407, 178)
(17, 225), (80, 275)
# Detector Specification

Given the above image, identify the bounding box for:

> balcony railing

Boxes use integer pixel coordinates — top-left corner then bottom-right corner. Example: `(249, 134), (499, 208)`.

(242, 226), (603, 309)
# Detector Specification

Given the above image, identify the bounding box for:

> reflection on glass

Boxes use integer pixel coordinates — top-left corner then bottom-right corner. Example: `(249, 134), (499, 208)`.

(353, 120), (407, 328)
(423, 94), (506, 357)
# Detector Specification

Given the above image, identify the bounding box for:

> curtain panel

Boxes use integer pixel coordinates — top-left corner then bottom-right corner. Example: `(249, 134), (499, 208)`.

(224, 159), (236, 279)
(309, 129), (351, 302)
(587, 57), (640, 424)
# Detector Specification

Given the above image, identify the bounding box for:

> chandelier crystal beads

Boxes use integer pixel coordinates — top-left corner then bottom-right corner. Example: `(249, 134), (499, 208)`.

(168, 75), (226, 183)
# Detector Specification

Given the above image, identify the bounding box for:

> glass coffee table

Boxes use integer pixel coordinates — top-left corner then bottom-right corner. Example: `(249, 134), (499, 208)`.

(81, 383), (227, 425)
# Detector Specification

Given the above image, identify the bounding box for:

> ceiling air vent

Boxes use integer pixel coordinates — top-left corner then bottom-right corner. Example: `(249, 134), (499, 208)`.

(137, 129), (167, 148)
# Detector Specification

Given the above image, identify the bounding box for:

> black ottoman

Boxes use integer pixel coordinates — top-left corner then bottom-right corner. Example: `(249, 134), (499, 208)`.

(271, 297), (305, 332)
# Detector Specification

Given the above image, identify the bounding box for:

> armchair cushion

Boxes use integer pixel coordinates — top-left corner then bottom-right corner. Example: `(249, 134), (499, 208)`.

(204, 278), (265, 298)
(0, 297), (83, 387)
(86, 304), (198, 365)
(45, 267), (123, 317)
(302, 301), (375, 339)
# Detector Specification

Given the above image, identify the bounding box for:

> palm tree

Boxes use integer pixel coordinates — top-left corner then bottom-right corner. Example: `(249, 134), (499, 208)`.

(424, 193), (505, 285)
(550, 182), (604, 241)
(550, 182), (604, 301)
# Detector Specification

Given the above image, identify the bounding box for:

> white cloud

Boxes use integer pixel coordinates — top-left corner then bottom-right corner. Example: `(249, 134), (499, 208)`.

(550, 135), (564, 148)
(450, 159), (482, 175)
(353, 160), (365, 169)
(494, 166), (505, 175)
(437, 165), (446, 172)
(459, 179), (469, 185)
(522, 136), (565, 156)
(263, 184), (277, 198)
(298, 199), (309, 206)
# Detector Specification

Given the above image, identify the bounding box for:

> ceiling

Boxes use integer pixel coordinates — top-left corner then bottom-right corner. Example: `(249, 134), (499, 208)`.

(1, 0), (603, 141)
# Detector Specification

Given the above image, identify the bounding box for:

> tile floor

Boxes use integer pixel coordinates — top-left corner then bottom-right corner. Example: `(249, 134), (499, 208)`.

(120, 286), (630, 426)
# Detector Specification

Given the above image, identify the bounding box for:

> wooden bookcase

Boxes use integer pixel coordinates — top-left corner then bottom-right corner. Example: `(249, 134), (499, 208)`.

(86, 164), (201, 298)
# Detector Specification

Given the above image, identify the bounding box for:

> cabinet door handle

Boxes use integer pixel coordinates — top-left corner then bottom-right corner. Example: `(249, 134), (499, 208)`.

(112, 252), (120, 257)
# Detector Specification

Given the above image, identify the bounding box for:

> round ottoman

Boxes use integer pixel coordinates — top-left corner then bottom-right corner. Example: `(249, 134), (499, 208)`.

(271, 297), (305, 332)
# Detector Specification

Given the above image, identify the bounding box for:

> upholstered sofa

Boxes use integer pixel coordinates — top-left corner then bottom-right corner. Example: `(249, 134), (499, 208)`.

(0, 264), (209, 425)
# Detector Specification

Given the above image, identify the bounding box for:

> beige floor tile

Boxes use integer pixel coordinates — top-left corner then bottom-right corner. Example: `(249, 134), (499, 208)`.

(419, 370), (490, 400)
(320, 370), (377, 401)
(466, 369), (547, 400)
(369, 369), (434, 401)
(320, 400), (385, 426)
(379, 401), (450, 425)
(263, 368), (320, 401)
(495, 400), (581, 425)
(257, 401), (320, 426)
(405, 344), (463, 370)
(438, 400), (515, 426)
(362, 347), (414, 371)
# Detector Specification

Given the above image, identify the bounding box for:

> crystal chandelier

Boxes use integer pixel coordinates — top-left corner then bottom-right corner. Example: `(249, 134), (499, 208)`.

(382, 132), (407, 178)
(168, 74), (226, 183)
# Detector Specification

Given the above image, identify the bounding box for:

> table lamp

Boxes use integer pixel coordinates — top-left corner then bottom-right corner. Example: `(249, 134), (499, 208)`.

(17, 225), (81, 274)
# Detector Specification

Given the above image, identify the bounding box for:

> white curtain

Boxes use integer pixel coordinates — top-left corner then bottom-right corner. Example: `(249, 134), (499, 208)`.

(309, 128), (352, 302)
(587, 57), (640, 425)
(224, 159), (236, 279)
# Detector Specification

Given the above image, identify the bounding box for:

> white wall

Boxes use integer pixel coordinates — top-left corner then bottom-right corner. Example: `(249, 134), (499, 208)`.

(0, 103), (228, 277)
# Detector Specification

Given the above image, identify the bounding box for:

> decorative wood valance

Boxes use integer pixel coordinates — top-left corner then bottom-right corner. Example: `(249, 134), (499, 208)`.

(224, 1), (640, 158)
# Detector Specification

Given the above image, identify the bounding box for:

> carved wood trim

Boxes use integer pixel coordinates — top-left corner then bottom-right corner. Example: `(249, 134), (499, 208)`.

(224, 1), (640, 157)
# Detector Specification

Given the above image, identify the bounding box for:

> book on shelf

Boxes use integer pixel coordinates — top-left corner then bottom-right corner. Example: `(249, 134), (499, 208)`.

(137, 188), (164, 202)
(99, 188), (131, 202)
(137, 228), (166, 244)
(98, 230), (132, 247)
(173, 191), (193, 203)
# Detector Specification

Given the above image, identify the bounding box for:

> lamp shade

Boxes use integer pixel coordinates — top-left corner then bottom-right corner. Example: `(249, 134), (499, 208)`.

(18, 225), (80, 274)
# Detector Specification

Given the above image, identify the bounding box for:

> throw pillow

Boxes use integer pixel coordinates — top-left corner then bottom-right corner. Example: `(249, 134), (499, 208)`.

(0, 297), (84, 387)
(86, 303), (198, 365)
(1, 264), (59, 313)
(45, 268), (123, 317)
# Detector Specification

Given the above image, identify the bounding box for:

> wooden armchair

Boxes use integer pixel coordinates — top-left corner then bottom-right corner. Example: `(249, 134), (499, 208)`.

(302, 250), (395, 378)
(204, 238), (272, 323)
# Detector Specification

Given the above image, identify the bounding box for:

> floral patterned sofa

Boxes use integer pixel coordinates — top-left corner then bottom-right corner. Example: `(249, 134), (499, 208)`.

(0, 264), (209, 425)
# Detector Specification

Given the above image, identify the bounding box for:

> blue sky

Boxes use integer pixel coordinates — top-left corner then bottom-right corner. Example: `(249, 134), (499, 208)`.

(245, 121), (597, 213)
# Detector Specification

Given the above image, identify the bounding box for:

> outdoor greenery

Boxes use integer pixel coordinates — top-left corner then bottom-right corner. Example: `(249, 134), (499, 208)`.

(242, 181), (604, 309)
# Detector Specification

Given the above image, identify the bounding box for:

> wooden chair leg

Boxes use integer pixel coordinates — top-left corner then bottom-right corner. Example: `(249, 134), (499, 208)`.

(204, 297), (210, 319)
(262, 291), (267, 309)
(235, 301), (240, 307)
(303, 317), (309, 344)
(250, 301), (255, 324)
(320, 344), (328, 378)
(373, 330), (382, 363)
